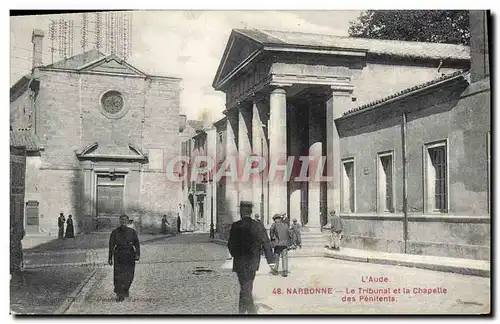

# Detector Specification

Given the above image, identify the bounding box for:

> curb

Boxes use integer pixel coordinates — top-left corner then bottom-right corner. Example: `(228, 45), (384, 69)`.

(53, 268), (97, 315)
(324, 252), (490, 278)
(210, 239), (228, 246)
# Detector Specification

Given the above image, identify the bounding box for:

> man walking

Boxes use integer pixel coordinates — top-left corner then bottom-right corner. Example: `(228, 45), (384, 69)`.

(328, 211), (343, 250)
(269, 214), (291, 277)
(227, 201), (274, 314)
(108, 214), (140, 301)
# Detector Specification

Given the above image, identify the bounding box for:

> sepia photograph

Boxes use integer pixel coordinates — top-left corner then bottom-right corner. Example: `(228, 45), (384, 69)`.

(9, 8), (491, 315)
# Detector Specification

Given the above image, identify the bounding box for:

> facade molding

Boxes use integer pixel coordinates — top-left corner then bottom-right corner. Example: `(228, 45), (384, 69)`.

(263, 45), (368, 57)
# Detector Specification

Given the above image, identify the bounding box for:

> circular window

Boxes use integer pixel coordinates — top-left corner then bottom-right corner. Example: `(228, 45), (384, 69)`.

(99, 91), (128, 119)
(101, 91), (124, 115)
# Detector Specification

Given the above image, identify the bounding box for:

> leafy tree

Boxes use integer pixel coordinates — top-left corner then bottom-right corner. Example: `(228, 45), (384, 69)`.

(349, 10), (470, 45)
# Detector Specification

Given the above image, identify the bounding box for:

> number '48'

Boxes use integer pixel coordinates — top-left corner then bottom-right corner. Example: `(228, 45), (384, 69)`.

(272, 288), (282, 295)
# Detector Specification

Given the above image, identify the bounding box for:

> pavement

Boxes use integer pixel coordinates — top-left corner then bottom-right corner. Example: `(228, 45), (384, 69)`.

(13, 233), (491, 315)
(324, 248), (490, 278)
(212, 238), (490, 278)
(10, 265), (95, 315)
(63, 233), (489, 315)
(22, 232), (176, 268)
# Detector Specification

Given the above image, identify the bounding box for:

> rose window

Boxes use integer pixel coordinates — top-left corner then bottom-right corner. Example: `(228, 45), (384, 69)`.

(101, 91), (124, 115)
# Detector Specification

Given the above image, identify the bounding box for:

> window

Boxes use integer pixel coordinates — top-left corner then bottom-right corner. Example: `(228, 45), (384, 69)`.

(424, 141), (448, 213)
(377, 152), (394, 213)
(100, 90), (128, 119)
(218, 132), (223, 143)
(341, 158), (355, 213)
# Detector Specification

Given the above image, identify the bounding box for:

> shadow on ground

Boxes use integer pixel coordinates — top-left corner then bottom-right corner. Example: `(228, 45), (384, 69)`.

(10, 265), (94, 315)
(24, 233), (177, 253)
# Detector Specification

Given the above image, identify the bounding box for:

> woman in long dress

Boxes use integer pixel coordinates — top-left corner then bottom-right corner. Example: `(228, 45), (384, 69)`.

(65, 215), (75, 238)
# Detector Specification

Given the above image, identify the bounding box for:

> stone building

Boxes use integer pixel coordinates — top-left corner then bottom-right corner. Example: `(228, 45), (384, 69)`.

(179, 121), (217, 233)
(10, 30), (182, 234)
(211, 11), (490, 260)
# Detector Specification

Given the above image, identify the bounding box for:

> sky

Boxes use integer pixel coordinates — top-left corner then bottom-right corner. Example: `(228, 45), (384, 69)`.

(10, 10), (363, 123)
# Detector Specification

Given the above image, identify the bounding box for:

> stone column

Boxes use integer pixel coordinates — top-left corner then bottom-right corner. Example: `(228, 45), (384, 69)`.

(308, 100), (323, 230)
(252, 97), (269, 223)
(326, 85), (354, 215)
(268, 87), (288, 218)
(225, 111), (239, 223)
(238, 104), (253, 203)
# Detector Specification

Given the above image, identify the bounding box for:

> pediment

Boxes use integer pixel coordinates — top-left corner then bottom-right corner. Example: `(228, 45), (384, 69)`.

(76, 142), (147, 162)
(79, 55), (147, 77)
(212, 31), (263, 90)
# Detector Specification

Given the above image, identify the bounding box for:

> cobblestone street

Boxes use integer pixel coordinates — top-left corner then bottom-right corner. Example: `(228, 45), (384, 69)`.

(65, 233), (490, 315)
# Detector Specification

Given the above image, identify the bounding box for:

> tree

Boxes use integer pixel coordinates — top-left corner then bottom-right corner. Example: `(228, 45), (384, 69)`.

(349, 10), (470, 45)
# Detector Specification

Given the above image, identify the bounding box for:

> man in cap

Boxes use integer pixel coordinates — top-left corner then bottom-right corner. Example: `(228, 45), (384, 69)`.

(57, 212), (65, 239)
(269, 213), (291, 277)
(328, 210), (343, 250)
(227, 201), (275, 314)
(108, 214), (141, 301)
(290, 219), (302, 249)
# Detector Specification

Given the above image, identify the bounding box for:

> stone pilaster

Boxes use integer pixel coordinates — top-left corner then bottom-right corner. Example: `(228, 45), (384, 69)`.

(326, 85), (354, 215)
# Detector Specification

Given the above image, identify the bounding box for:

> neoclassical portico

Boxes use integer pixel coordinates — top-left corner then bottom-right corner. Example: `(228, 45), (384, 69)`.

(212, 29), (360, 230)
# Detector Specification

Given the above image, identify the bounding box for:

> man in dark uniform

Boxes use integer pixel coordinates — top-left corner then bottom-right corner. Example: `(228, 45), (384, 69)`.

(227, 201), (274, 314)
(58, 213), (65, 239)
(108, 214), (140, 301)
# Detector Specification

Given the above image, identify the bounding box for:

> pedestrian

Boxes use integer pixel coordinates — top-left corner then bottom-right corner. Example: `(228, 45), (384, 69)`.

(65, 215), (75, 238)
(281, 213), (290, 227)
(227, 201), (275, 314)
(269, 214), (291, 277)
(108, 214), (141, 302)
(57, 213), (65, 239)
(290, 219), (301, 249)
(127, 219), (136, 230)
(161, 215), (169, 234)
(254, 214), (261, 223)
(177, 213), (181, 234)
(329, 211), (343, 251)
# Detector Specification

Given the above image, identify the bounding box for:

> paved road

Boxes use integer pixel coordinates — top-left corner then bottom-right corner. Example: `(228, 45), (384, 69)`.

(66, 233), (490, 315)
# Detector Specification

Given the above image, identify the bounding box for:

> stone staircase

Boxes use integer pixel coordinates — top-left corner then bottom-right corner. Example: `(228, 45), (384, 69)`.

(288, 231), (328, 258)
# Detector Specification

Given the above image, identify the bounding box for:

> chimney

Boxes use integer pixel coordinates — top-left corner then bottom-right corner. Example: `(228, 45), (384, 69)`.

(469, 10), (490, 82)
(31, 29), (45, 69)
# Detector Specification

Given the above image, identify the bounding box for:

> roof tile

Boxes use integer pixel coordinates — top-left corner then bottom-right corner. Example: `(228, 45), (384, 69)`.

(235, 29), (470, 61)
(342, 70), (468, 117)
(10, 131), (40, 152)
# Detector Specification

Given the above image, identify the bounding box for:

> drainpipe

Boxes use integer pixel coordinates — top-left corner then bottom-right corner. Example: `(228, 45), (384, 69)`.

(401, 112), (409, 253)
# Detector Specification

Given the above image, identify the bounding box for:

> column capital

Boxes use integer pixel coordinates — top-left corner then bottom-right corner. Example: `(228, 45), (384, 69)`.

(269, 83), (293, 93)
(330, 83), (354, 96)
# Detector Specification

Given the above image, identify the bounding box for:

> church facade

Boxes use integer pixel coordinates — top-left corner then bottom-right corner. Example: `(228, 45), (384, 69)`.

(210, 11), (490, 260)
(10, 30), (182, 234)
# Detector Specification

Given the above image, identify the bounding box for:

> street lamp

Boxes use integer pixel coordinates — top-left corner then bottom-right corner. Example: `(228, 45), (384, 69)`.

(209, 176), (214, 239)
(203, 171), (215, 239)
